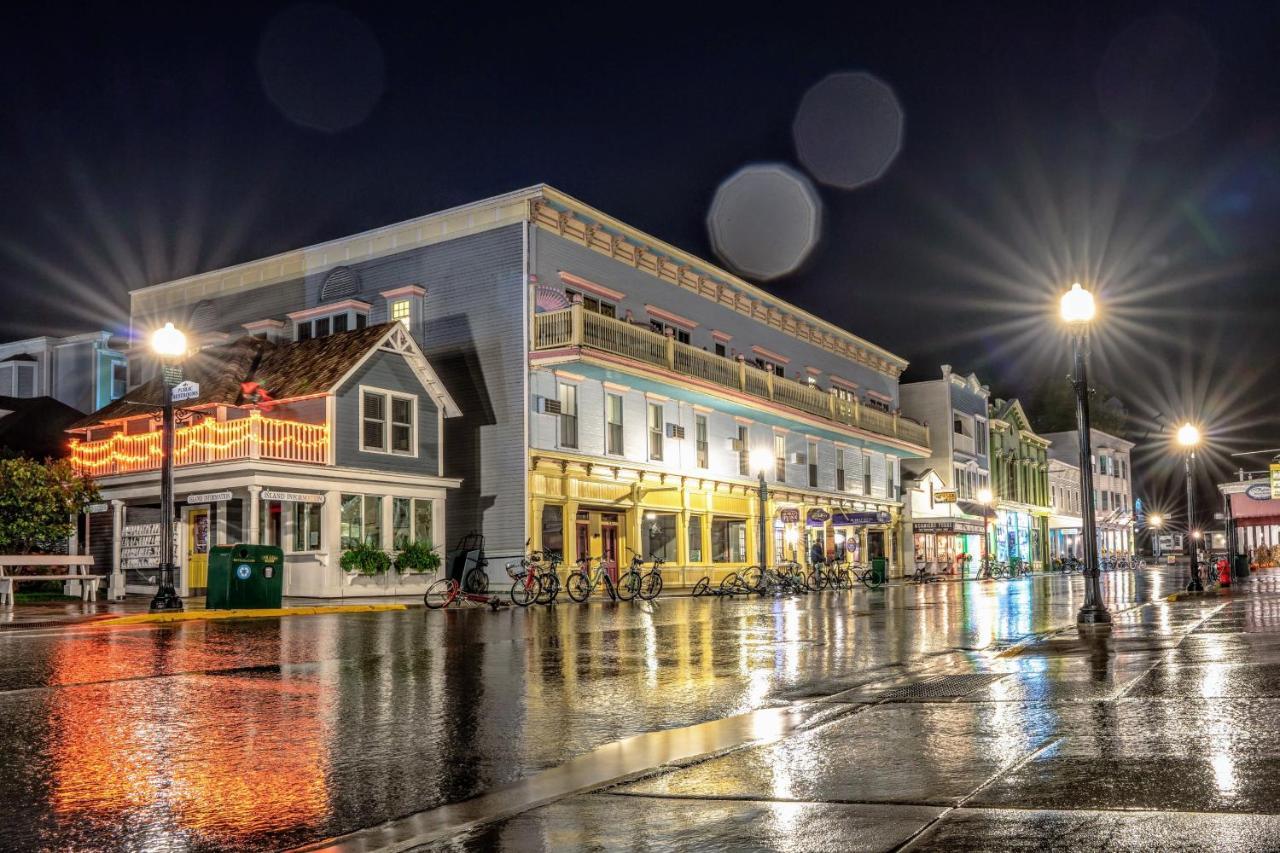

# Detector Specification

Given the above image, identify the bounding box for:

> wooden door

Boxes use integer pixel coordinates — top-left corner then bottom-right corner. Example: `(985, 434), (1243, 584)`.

(187, 507), (211, 592)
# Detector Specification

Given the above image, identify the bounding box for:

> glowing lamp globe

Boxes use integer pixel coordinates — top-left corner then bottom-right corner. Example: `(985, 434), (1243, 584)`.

(1149, 514), (1163, 528)
(1059, 283), (1096, 324)
(1176, 423), (1201, 448)
(977, 487), (993, 506)
(749, 447), (773, 476)
(151, 322), (187, 359)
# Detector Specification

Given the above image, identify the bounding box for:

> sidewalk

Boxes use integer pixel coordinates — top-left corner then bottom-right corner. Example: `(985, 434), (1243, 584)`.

(360, 571), (1280, 852)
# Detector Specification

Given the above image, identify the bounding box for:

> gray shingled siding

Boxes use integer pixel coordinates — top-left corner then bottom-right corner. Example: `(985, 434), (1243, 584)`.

(130, 224), (528, 558)
(335, 351), (441, 475)
(532, 230), (901, 403)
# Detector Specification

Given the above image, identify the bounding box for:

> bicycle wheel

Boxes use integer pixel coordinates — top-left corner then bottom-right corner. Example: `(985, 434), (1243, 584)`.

(640, 571), (663, 600)
(719, 573), (741, 595)
(740, 565), (764, 591)
(463, 567), (489, 594)
(566, 572), (591, 602)
(616, 570), (641, 601)
(424, 578), (456, 609)
(692, 576), (710, 596)
(536, 572), (559, 605)
(602, 574), (618, 601)
(510, 575), (540, 607)
(861, 570), (883, 590)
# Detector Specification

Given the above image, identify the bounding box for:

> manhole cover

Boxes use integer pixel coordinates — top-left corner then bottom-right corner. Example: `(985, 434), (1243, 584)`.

(879, 673), (1008, 701)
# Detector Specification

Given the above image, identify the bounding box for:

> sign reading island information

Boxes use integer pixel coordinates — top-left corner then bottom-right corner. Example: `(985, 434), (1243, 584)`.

(261, 490), (325, 504)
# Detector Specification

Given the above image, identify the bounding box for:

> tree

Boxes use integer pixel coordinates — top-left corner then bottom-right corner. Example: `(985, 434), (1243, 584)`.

(1024, 379), (1130, 438)
(0, 458), (99, 554)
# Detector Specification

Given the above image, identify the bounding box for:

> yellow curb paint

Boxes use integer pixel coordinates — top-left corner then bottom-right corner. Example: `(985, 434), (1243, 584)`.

(96, 604), (408, 626)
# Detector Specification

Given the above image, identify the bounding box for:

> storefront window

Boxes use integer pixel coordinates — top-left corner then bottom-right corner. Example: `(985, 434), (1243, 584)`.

(415, 500), (433, 546)
(364, 496), (382, 547)
(687, 515), (703, 562)
(392, 498), (434, 548)
(260, 500), (283, 546)
(541, 505), (564, 559)
(644, 513), (677, 562)
(711, 517), (746, 563)
(340, 494), (383, 549)
(292, 503), (322, 552)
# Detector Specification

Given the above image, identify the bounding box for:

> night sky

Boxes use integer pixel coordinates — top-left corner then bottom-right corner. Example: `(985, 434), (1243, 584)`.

(3, 2), (1278, 519)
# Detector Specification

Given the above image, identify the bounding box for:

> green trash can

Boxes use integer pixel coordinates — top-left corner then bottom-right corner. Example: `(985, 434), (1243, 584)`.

(871, 557), (888, 585)
(207, 544), (284, 609)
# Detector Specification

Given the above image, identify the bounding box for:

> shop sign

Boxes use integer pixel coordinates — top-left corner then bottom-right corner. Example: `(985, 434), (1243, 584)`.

(86, 502), (109, 514)
(914, 519), (985, 535)
(186, 491), (232, 504)
(261, 490), (325, 504)
(832, 510), (892, 526)
(806, 508), (831, 526)
(934, 490), (958, 503)
(778, 508), (801, 524)
(1246, 484), (1271, 501)
(1273, 463), (1280, 499)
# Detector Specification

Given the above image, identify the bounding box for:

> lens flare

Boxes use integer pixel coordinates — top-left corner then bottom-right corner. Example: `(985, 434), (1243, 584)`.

(792, 71), (904, 190)
(707, 164), (822, 281)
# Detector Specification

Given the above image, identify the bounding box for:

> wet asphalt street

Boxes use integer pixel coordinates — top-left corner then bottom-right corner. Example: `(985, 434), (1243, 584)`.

(2, 564), (1276, 852)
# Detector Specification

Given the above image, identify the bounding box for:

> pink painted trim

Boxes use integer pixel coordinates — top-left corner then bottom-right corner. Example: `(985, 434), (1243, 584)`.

(380, 285), (427, 299)
(829, 375), (859, 390)
(710, 329), (732, 342)
(287, 299), (372, 322)
(750, 345), (791, 364)
(242, 319), (285, 331)
(805, 366), (822, 376)
(559, 271), (625, 302)
(645, 304), (699, 330)
(865, 389), (893, 402)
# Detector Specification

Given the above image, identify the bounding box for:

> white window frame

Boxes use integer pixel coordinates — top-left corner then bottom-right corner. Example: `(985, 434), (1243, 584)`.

(359, 385), (418, 457)
(390, 299), (412, 328)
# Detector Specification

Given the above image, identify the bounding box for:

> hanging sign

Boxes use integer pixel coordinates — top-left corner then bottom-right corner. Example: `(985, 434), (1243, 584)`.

(261, 490), (324, 504)
(934, 490), (958, 503)
(832, 510), (893, 526)
(1246, 484), (1272, 501)
(186, 491), (232, 504)
(777, 508), (801, 524)
(87, 503), (109, 514)
(1271, 464), (1280, 500)
(806, 508), (832, 526)
(171, 380), (200, 402)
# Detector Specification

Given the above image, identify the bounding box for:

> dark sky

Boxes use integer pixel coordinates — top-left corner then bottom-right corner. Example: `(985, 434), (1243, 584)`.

(2, 2), (1278, 519)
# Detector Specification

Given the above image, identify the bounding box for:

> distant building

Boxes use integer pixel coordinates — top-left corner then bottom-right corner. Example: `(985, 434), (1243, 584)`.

(1041, 428), (1134, 555)
(1047, 458), (1082, 559)
(989, 398), (1052, 570)
(900, 365), (992, 576)
(0, 396), (86, 459)
(0, 331), (128, 414)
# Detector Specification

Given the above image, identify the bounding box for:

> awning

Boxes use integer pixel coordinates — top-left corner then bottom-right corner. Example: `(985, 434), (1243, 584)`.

(1230, 492), (1280, 526)
(912, 518), (985, 535)
(1048, 514), (1082, 530)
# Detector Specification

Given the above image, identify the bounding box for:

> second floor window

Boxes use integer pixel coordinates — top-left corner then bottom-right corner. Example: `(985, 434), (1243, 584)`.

(649, 320), (691, 344)
(836, 448), (846, 491)
(606, 393), (623, 455)
(565, 289), (616, 318)
(648, 403), (663, 461)
(361, 389), (416, 455)
(737, 426), (750, 476)
(774, 434), (786, 482)
(391, 299), (411, 328)
(695, 414), (709, 468)
(111, 362), (127, 400)
(808, 440), (818, 488)
(558, 384), (578, 449)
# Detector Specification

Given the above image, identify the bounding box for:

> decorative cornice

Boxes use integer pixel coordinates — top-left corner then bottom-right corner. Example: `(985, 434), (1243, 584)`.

(379, 285), (427, 300)
(286, 299), (371, 322)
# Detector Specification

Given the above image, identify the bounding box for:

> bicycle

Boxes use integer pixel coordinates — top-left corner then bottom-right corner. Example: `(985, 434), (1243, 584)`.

(504, 551), (544, 607)
(536, 552), (563, 604)
(907, 561), (941, 584)
(850, 562), (883, 590)
(565, 556), (618, 602)
(617, 550), (666, 601)
(424, 571), (502, 610)
(978, 558), (1006, 580)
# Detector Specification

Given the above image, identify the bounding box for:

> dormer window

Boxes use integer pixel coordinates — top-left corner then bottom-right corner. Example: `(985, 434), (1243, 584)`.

(380, 285), (426, 332)
(288, 300), (371, 342)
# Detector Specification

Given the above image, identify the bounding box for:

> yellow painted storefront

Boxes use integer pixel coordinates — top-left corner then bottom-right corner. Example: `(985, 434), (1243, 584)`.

(528, 452), (902, 586)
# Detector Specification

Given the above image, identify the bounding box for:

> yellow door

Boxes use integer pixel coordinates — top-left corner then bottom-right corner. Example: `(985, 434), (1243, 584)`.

(188, 508), (210, 591)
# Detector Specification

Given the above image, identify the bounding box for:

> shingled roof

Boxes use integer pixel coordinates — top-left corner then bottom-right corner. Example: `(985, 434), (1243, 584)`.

(72, 323), (441, 429)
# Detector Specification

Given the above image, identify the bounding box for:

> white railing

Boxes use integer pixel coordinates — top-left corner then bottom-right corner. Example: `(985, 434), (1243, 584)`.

(71, 411), (330, 476)
(533, 305), (930, 449)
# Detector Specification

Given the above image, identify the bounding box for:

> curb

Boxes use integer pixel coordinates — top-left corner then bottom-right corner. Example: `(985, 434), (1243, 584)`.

(1165, 587), (1236, 603)
(94, 604), (409, 626)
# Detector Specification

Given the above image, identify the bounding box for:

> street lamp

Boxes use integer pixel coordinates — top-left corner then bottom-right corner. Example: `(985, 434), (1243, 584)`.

(750, 448), (774, 572)
(1149, 514), (1163, 559)
(1060, 283), (1110, 625)
(977, 487), (993, 573)
(150, 322), (187, 612)
(1177, 423), (1203, 592)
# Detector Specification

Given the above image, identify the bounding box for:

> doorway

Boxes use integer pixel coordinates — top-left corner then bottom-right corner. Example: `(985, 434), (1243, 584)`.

(867, 530), (886, 561)
(600, 519), (619, 582)
(185, 505), (211, 594)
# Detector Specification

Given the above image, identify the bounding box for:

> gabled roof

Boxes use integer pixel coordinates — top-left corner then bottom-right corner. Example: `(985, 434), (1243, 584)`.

(71, 324), (460, 429)
(0, 396), (85, 458)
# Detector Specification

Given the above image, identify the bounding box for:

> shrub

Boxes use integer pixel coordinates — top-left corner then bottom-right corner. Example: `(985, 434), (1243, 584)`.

(0, 458), (99, 554)
(340, 541), (391, 575)
(395, 541), (441, 574)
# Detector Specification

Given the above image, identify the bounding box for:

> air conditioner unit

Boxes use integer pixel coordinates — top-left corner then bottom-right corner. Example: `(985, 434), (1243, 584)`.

(789, 452), (807, 465)
(537, 397), (562, 415)
(728, 438), (744, 451)
(666, 423), (686, 439)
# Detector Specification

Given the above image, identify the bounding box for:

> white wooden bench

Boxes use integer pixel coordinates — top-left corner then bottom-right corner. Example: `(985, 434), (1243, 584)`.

(0, 555), (103, 605)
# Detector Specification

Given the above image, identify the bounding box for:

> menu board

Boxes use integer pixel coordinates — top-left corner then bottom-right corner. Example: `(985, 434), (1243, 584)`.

(121, 522), (178, 583)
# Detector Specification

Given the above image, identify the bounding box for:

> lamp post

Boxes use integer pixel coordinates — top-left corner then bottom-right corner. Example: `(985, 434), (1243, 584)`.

(1149, 514), (1163, 559)
(750, 448), (774, 572)
(1178, 423), (1203, 591)
(1060, 283), (1110, 625)
(978, 487), (993, 575)
(150, 322), (187, 612)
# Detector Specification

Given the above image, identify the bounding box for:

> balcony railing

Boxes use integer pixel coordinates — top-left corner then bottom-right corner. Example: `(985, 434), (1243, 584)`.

(533, 306), (929, 449)
(70, 411), (329, 477)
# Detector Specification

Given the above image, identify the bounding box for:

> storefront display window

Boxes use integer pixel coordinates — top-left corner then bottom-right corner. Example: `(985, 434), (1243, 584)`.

(712, 517), (746, 563)
(392, 498), (434, 548)
(292, 502), (322, 552)
(687, 515), (703, 562)
(644, 513), (677, 562)
(541, 505), (564, 559)
(340, 494), (383, 549)
(260, 499), (283, 547)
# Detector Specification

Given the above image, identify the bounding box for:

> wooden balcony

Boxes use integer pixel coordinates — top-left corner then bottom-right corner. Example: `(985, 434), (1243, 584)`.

(533, 306), (930, 449)
(70, 411), (329, 477)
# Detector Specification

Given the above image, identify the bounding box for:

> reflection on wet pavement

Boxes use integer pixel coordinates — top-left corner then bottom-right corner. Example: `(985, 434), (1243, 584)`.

(0, 564), (1272, 851)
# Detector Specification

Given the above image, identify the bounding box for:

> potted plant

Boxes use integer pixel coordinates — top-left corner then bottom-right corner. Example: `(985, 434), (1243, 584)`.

(395, 541), (441, 575)
(340, 541), (392, 576)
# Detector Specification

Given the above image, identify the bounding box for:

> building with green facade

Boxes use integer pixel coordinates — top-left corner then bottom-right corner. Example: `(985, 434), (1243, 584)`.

(988, 398), (1052, 570)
